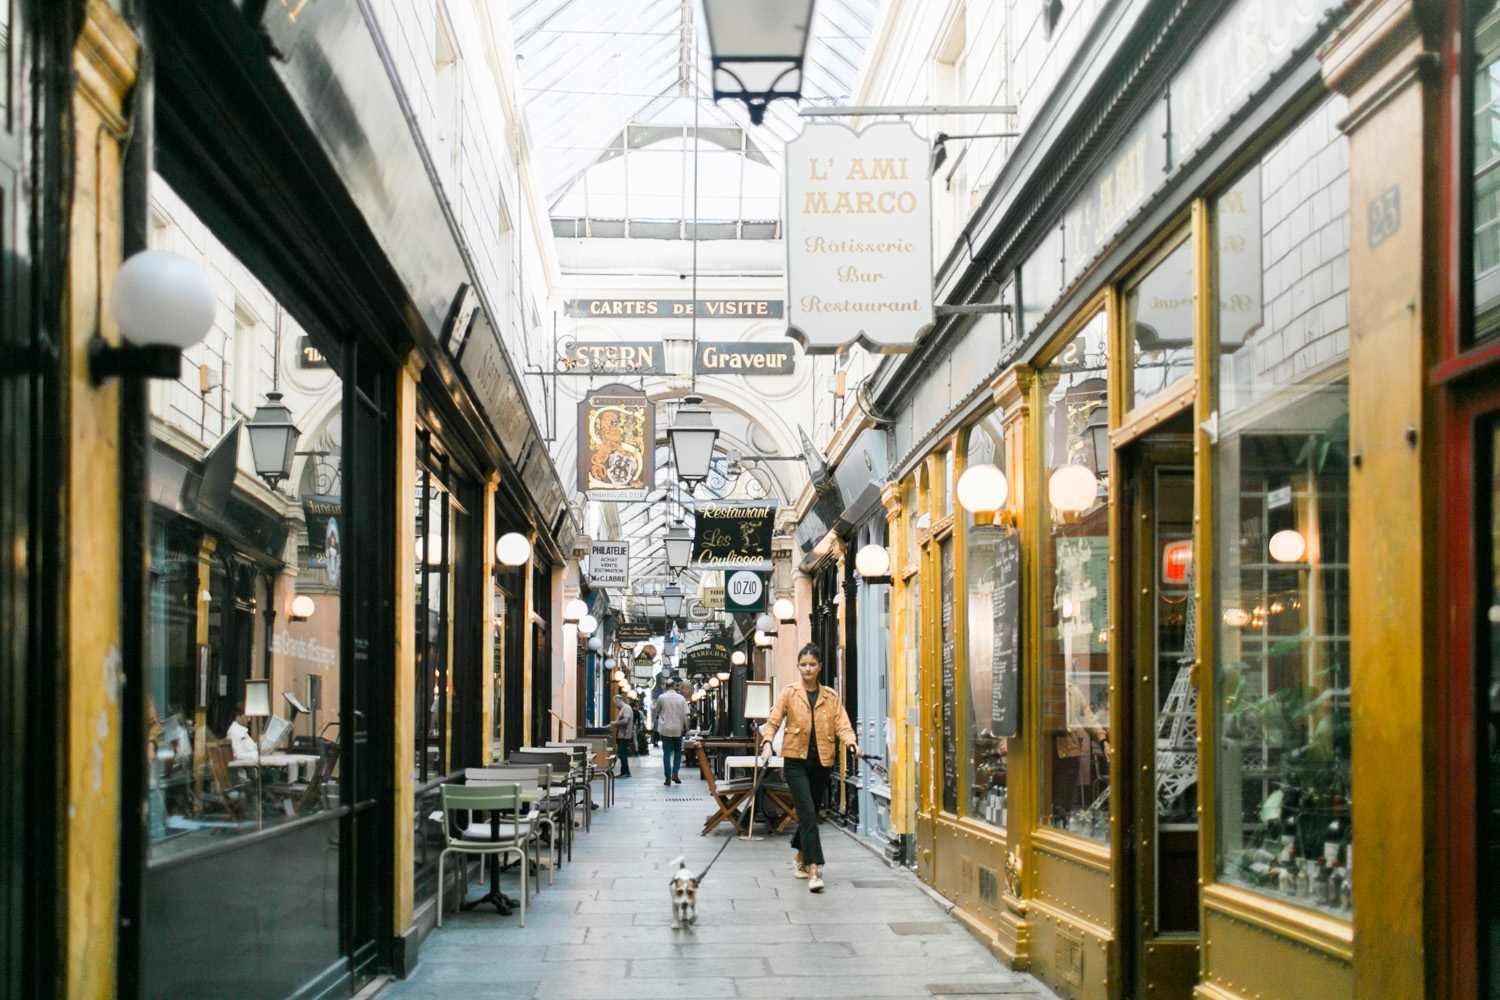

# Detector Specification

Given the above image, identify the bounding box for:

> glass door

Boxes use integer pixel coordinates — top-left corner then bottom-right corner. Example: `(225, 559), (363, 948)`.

(1121, 425), (1199, 999)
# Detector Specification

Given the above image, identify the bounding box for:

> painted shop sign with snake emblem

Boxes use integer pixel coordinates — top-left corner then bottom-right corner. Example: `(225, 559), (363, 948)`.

(578, 384), (654, 501)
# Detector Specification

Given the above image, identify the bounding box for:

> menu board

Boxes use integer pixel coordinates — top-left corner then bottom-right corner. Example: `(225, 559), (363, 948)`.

(940, 538), (957, 814)
(991, 530), (1022, 737)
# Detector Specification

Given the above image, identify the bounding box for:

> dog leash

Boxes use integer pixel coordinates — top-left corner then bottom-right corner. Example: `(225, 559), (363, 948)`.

(691, 751), (884, 886)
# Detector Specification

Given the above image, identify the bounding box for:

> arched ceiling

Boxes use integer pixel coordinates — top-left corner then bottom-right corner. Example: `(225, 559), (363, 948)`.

(506, 0), (881, 208)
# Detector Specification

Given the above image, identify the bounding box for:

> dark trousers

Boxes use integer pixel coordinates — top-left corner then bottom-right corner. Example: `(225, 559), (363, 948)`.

(661, 736), (683, 779)
(616, 737), (632, 776)
(784, 755), (829, 866)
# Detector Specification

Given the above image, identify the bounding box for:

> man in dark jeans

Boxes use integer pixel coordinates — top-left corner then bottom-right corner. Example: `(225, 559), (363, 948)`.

(654, 680), (689, 785)
(609, 694), (634, 777)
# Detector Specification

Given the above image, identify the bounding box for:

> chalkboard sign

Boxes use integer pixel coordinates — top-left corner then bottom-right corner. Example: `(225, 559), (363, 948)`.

(940, 538), (957, 814)
(991, 530), (1021, 738)
(616, 622), (653, 643)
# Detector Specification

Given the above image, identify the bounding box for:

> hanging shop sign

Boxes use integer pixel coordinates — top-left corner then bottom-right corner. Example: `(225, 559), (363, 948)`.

(556, 341), (665, 375)
(300, 495), (342, 588)
(692, 501), (777, 570)
(784, 122), (934, 354)
(295, 336), (331, 369)
(724, 569), (768, 612)
(579, 385), (654, 501)
(990, 530), (1021, 738)
(694, 342), (796, 375)
(616, 622), (654, 644)
(564, 299), (783, 319)
(704, 586), (725, 609)
(683, 641), (731, 673)
(588, 541), (630, 590)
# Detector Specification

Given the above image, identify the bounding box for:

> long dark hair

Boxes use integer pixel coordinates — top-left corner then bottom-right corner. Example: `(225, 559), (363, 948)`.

(796, 642), (822, 663)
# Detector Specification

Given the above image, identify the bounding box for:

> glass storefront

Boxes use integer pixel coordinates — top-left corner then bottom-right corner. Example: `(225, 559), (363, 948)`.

(1040, 309), (1112, 840)
(961, 412), (1011, 830)
(1212, 95), (1354, 917)
(1474, 0), (1500, 343)
(1126, 234), (1195, 410)
(145, 183), (345, 860)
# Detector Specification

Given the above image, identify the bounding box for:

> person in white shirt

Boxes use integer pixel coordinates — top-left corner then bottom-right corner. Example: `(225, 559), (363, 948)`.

(654, 680), (690, 786)
(225, 710), (258, 762)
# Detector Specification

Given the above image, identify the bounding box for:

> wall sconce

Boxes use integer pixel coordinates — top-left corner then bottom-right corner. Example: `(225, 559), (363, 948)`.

(956, 463), (1010, 523)
(587, 635), (604, 652)
(1048, 464), (1099, 514)
(603, 656), (617, 670)
(754, 630), (773, 647)
(577, 613), (599, 636)
(709, 677), (721, 688)
(496, 532), (531, 566)
(716, 671), (731, 681)
(772, 597), (796, 622)
(89, 250), (216, 385)
(731, 650), (747, 666)
(289, 594), (315, 621)
(756, 612), (778, 633)
(1222, 607), (1252, 628)
(1268, 529), (1306, 563)
(564, 598), (588, 623)
(854, 543), (892, 584)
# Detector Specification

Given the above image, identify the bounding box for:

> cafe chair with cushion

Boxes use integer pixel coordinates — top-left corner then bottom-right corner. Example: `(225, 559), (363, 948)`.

(569, 736), (616, 807)
(437, 782), (531, 928)
(546, 741), (595, 828)
(694, 743), (754, 837)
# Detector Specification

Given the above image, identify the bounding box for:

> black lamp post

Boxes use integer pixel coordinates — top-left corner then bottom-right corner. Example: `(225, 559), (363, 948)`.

(663, 519), (694, 574)
(1084, 402), (1110, 478)
(701, 0), (815, 126)
(246, 392), (302, 489)
(667, 395), (719, 488)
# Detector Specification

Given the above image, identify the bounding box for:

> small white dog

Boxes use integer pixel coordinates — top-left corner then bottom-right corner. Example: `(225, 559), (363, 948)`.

(668, 855), (699, 930)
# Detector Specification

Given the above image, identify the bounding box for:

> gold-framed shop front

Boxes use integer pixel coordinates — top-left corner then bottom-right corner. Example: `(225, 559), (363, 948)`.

(905, 141), (1363, 1000)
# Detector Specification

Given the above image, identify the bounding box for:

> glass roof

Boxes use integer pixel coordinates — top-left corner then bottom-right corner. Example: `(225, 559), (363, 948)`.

(507, 0), (881, 213)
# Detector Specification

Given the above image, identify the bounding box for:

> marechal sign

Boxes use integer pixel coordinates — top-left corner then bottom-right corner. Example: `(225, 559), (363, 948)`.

(588, 541), (629, 590)
(692, 501), (776, 570)
(785, 122), (934, 354)
(694, 342), (796, 375)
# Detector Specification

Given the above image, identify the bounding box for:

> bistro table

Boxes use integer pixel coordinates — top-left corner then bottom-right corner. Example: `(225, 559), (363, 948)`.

(459, 786), (543, 917)
(228, 752), (321, 782)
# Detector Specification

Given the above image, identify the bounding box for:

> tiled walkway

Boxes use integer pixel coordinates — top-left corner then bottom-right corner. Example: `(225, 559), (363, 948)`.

(378, 748), (1056, 1000)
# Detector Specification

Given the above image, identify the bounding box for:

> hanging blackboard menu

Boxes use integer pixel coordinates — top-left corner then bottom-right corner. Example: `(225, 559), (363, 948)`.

(991, 529), (1021, 738)
(940, 538), (957, 814)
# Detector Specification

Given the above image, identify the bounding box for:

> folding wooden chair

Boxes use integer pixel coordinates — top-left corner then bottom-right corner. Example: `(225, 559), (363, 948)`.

(695, 743), (753, 836)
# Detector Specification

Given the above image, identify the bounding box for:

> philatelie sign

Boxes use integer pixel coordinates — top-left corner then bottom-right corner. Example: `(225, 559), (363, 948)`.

(694, 342), (796, 375)
(785, 122), (934, 354)
(588, 541), (630, 590)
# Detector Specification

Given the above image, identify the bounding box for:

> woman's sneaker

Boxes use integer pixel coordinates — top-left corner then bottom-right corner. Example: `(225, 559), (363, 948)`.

(807, 868), (825, 892)
(794, 861), (810, 879)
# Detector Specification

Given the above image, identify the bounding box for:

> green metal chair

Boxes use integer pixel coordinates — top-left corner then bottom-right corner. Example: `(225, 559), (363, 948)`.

(437, 782), (531, 928)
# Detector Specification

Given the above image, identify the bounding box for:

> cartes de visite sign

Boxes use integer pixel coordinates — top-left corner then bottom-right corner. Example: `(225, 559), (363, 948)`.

(694, 342), (796, 375)
(564, 299), (783, 319)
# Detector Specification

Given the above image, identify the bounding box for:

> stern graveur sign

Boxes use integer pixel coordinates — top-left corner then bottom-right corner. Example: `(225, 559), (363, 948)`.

(785, 122), (935, 354)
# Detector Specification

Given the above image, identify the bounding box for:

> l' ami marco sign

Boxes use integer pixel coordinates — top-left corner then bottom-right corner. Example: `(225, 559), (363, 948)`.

(785, 122), (934, 354)
(563, 299), (783, 319)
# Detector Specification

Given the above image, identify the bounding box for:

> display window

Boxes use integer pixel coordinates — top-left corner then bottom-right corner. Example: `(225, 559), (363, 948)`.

(144, 188), (346, 859)
(1210, 94), (1353, 917)
(1474, 0), (1500, 344)
(960, 412), (1013, 829)
(1039, 307), (1112, 840)
(1125, 232), (1194, 411)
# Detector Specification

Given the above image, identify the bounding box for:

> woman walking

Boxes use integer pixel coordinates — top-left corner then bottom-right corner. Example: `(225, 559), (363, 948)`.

(758, 643), (856, 892)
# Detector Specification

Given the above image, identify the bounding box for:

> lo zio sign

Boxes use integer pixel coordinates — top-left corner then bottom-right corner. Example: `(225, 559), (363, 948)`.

(785, 123), (934, 353)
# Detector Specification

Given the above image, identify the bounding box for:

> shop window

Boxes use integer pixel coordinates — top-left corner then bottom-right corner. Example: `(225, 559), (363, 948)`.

(414, 448), (455, 782)
(961, 413), (1014, 829)
(1474, 1), (1500, 342)
(1125, 233), (1194, 410)
(1039, 309), (1111, 840)
(1211, 95), (1353, 917)
(145, 257), (345, 859)
(939, 534), (958, 814)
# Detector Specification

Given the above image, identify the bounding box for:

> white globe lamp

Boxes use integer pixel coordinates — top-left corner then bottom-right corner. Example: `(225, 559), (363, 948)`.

(1048, 464), (1098, 513)
(854, 543), (890, 580)
(496, 532), (531, 566)
(1268, 529), (1306, 563)
(956, 463), (1009, 513)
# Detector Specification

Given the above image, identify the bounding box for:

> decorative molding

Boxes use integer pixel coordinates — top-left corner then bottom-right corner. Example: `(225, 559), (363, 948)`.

(75, 0), (138, 136)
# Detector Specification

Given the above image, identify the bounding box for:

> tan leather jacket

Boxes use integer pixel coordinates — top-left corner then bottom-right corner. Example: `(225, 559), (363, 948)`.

(759, 683), (857, 765)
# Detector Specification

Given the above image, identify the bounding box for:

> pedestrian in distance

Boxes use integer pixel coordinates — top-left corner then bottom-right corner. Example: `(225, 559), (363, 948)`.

(655, 679), (690, 786)
(758, 642), (856, 893)
(609, 693), (635, 778)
